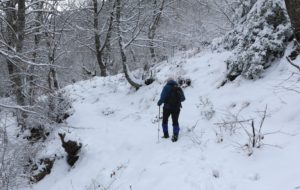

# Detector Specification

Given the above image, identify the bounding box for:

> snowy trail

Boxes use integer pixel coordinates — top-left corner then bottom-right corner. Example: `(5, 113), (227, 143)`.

(32, 51), (300, 190)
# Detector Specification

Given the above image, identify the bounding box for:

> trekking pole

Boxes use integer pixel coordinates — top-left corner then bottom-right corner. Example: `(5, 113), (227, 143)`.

(157, 106), (161, 143)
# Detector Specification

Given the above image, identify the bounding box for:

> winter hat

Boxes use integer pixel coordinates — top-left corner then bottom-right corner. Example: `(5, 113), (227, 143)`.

(166, 77), (174, 83)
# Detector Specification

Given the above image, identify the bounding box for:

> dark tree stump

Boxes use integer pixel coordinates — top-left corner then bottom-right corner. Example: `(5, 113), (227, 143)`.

(58, 133), (82, 167)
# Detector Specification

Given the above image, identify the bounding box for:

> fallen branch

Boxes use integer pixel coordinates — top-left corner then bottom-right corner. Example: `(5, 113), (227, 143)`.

(214, 119), (252, 126)
(0, 103), (37, 114)
(0, 103), (51, 124)
(286, 56), (300, 72)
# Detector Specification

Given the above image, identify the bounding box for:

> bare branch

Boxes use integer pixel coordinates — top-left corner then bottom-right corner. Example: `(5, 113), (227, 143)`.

(286, 56), (300, 72)
(0, 103), (37, 114)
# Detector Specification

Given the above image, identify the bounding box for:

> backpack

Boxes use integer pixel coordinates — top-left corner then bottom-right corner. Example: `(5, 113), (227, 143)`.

(166, 85), (182, 108)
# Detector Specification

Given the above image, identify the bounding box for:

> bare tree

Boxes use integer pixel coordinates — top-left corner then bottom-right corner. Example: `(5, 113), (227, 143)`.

(148, 0), (165, 61)
(92, 0), (110, 76)
(73, 0), (116, 77)
(0, 0), (73, 128)
(27, 0), (44, 106)
(115, 0), (144, 90)
(2, 0), (28, 128)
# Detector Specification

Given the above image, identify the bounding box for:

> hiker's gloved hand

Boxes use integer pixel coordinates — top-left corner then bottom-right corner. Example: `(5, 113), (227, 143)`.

(157, 100), (162, 106)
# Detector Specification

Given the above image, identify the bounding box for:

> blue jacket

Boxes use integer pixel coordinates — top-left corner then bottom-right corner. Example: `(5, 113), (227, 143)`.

(157, 80), (185, 109)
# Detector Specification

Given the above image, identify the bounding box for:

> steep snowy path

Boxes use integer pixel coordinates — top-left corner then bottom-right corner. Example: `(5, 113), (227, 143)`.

(32, 51), (300, 190)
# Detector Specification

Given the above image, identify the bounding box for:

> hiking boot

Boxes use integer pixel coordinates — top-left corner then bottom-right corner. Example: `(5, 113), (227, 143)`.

(171, 135), (178, 142)
(162, 133), (169, 138)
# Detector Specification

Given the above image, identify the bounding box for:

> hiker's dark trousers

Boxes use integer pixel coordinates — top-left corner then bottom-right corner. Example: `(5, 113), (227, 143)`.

(162, 107), (180, 135)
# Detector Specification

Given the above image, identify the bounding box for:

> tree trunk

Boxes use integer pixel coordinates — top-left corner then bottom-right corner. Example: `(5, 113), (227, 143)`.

(6, 0), (25, 106)
(28, 1), (44, 105)
(103, 1), (116, 70)
(115, 0), (142, 90)
(45, 4), (60, 92)
(48, 68), (59, 91)
(285, 0), (300, 43)
(5, 0), (27, 129)
(148, 0), (165, 61)
(93, 0), (107, 77)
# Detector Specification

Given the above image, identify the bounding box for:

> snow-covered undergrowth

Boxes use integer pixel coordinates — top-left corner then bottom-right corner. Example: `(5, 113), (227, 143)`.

(29, 48), (300, 190)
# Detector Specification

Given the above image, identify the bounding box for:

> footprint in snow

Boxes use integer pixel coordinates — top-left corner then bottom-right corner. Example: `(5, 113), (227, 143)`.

(247, 172), (260, 181)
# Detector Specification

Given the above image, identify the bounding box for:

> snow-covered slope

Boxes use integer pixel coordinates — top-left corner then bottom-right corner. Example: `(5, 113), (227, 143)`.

(31, 48), (300, 190)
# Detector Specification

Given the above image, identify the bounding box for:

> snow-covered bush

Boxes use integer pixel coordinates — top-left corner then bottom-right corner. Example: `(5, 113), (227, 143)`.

(0, 90), (73, 188)
(0, 119), (39, 190)
(24, 90), (73, 141)
(215, 106), (270, 156)
(47, 90), (73, 124)
(29, 157), (55, 183)
(34, 90), (72, 124)
(213, 0), (293, 80)
(230, 0), (257, 24)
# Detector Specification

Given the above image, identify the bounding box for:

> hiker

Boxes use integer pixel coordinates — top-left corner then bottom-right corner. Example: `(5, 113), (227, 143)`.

(157, 78), (185, 142)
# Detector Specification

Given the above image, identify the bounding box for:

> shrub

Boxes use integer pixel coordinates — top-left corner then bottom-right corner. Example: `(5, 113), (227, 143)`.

(213, 0), (293, 80)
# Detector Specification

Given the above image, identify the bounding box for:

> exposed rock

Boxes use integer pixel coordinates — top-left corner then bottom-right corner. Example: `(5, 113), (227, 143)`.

(144, 78), (155, 85)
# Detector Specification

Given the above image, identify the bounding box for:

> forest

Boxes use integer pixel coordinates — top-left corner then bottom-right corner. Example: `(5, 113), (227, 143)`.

(1, 0), (300, 189)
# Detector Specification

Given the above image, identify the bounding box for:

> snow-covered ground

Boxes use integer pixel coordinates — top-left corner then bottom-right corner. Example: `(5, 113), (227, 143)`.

(30, 48), (300, 190)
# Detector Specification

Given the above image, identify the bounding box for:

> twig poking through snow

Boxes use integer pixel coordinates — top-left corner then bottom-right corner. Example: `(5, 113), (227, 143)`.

(286, 56), (300, 72)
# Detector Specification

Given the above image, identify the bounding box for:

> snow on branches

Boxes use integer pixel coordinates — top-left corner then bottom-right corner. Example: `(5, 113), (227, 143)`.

(213, 0), (293, 81)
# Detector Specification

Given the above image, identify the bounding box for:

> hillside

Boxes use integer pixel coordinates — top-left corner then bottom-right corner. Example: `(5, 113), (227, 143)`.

(28, 48), (300, 190)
